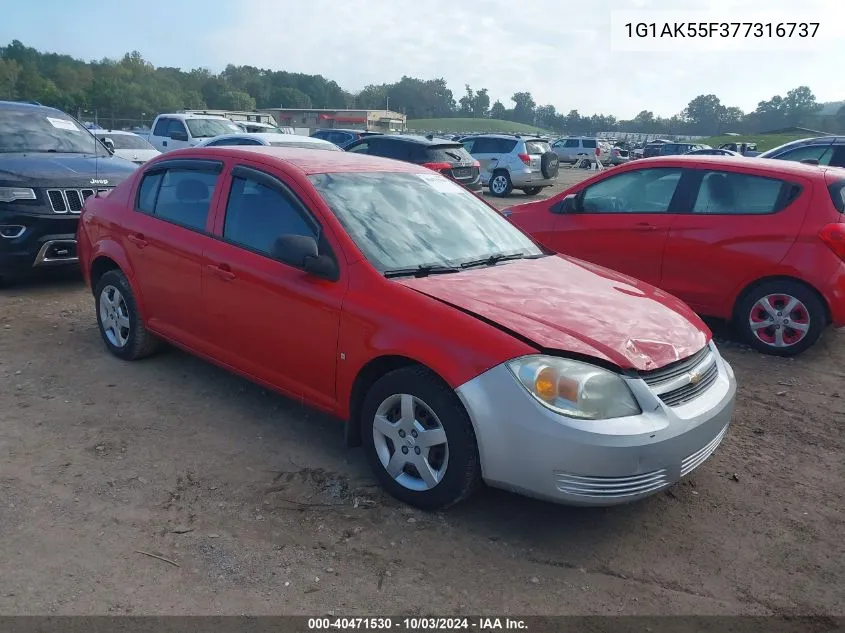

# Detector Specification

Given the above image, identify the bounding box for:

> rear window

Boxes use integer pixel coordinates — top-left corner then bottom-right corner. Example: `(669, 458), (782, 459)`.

(426, 145), (473, 163)
(525, 140), (550, 155)
(829, 180), (845, 212)
(582, 139), (597, 148)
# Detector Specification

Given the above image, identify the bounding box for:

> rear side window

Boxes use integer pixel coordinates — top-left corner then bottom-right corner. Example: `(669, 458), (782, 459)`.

(136, 168), (219, 231)
(828, 180), (845, 212)
(582, 139), (597, 148)
(692, 171), (792, 215)
(426, 145), (473, 163)
(525, 140), (550, 155)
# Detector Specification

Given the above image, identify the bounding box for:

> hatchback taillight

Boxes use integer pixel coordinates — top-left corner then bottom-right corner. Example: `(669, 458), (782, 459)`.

(421, 161), (453, 172)
(518, 153), (531, 166)
(819, 223), (845, 261)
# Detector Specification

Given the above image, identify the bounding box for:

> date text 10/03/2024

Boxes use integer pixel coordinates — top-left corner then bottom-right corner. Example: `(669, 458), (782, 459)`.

(307, 617), (528, 630)
(623, 22), (819, 38)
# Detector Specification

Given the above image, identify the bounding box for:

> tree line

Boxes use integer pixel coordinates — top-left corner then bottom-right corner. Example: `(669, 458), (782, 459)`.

(1, 40), (843, 135)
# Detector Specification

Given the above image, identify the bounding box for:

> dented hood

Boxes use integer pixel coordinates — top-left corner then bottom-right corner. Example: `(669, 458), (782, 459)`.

(395, 255), (710, 371)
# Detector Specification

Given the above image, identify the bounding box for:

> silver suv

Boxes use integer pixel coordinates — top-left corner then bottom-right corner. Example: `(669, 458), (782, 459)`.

(462, 134), (559, 197)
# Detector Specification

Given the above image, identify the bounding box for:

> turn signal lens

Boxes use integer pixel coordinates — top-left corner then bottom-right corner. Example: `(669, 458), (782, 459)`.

(534, 366), (558, 402)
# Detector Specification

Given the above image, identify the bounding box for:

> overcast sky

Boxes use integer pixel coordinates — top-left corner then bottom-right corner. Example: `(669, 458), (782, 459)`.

(2, 0), (842, 118)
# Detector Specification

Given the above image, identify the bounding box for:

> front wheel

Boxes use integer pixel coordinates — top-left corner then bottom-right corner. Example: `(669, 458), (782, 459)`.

(94, 269), (160, 360)
(361, 366), (482, 510)
(522, 187), (542, 196)
(736, 280), (826, 356)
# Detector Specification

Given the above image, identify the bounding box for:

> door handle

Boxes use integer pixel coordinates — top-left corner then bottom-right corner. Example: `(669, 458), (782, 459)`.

(127, 233), (148, 248)
(207, 263), (235, 281)
(162, 140), (167, 147)
(632, 223), (658, 232)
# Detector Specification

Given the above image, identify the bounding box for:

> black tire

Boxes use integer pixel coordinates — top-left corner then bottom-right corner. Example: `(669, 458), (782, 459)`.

(540, 151), (559, 179)
(94, 269), (160, 361)
(735, 279), (826, 356)
(361, 365), (482, 510)
(522, 187), (542, 196)
(488, 170), (513, 197)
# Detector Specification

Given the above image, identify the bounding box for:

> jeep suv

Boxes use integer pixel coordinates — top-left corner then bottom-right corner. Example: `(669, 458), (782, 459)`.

(462, 134), (559, 197)
(0, 101), (139, 284)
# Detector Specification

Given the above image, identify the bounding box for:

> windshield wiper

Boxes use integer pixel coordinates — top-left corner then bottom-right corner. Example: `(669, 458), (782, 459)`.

(383, 264), (460, 279)
(460, 252), (529, 269)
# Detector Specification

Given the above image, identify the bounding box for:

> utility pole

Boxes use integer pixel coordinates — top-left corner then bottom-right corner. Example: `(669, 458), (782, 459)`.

(386, 96), (390, 112)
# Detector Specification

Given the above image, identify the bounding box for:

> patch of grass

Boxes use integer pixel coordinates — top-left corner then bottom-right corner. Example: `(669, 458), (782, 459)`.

(407, 118), (550, 135)
(699, 134), (816, 151)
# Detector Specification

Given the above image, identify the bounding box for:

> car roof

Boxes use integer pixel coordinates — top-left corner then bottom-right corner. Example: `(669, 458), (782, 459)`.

(0, 100), (66, 115)
(473, 134), (543, 142)
(91, 129), (139, 136)
(367, 134), (463, 146)
(320, 128), (381, 134)
(168, 146), (432, 175)
(634, 154), (834, 178)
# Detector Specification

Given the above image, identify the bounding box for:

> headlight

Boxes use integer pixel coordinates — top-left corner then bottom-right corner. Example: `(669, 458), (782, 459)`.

(0, 187), (36, 203)
(507, 355), (641, 420)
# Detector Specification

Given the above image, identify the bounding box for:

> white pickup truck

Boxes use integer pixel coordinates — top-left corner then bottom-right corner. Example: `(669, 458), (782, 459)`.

(145, 113), (243, 152)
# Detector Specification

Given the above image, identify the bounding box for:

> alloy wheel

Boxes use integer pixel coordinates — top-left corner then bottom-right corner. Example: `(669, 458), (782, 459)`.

(490, 175), (508, 195)
(372, 393), (449, 491)
(99, 284), (131, 348)
(748, 293), (810, 348)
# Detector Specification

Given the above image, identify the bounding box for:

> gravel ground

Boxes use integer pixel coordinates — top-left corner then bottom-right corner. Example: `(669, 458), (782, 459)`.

(0, 167), (843, 615)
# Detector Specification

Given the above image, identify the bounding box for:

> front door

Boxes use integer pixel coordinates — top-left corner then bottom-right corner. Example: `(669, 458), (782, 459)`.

(549, 166), (685, 287)
(202, 164), (346, 411)
(122, 159), (223, 349)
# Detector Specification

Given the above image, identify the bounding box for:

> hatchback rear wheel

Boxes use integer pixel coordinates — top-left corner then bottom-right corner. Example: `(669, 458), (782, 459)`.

(736, 280), (825, 356)
(361, 366), (481, 510)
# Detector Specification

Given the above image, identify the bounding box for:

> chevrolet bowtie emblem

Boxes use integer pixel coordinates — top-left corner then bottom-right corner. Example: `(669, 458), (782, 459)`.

(688, 371), (703, 386)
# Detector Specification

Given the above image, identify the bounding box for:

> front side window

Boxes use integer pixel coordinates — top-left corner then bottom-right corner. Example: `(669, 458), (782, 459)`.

(308, 172), (542, 272)
(223, 173), (317, 258)
(692, 171), (788, 215)
(580, 168), (683, 213)
(136, 168), (219, 231)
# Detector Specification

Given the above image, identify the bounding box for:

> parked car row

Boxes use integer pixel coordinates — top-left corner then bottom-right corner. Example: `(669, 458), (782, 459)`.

(3, 98), (844, 514)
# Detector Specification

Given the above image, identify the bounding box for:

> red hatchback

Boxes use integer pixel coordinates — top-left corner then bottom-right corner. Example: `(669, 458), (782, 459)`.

(505, 156), (845, 355)
(77, 147), (738, 509)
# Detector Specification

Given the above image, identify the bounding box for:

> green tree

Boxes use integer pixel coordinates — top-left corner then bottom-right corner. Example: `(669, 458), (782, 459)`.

(0, 58), (21, 99)
(458, 84), (473, 116)
(511, 91), (536, 125)
(490, 100), (506, 119)
(471, 88), (490, 118)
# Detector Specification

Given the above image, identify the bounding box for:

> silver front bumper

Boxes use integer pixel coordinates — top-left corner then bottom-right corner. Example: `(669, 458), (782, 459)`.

(455, 342), (736, 505)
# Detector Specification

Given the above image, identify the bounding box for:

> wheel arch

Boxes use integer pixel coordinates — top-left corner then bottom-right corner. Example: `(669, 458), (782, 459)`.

(88, 243), (148, 321)
(732, 275), (831, 324)
(345, 355), (448, 447)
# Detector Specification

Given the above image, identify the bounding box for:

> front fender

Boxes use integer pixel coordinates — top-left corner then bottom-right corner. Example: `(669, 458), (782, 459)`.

(87, 238), (148, 321)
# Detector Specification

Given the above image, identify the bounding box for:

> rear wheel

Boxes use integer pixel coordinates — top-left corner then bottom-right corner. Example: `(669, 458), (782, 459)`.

(522, 187), (542, 196)
(488, 170), (513, 197)
(361, 366), (482, 510)
(736, 280), (826, 356)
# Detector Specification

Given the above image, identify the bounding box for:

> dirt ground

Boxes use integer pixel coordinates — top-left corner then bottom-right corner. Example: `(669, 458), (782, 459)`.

(1, 169), (843, 616)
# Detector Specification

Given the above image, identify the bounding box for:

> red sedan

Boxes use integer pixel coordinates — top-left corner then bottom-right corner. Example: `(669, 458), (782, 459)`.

(77, 147), (736, 509)
(505, 156), (845, 356)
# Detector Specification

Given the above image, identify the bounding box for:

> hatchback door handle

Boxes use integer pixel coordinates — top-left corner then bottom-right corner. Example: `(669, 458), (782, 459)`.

(632, 223), (658, 232)
(207, 263), (235, 281)
(127, 233), (148, 248)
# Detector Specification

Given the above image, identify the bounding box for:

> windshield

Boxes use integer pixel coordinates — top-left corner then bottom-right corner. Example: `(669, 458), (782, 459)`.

(95, 133), (155, 150)
(308, 171), (543, 272)
(186, 118), (243, 138)
(0, 107), (110, 155)
(269, 141), (338, 150)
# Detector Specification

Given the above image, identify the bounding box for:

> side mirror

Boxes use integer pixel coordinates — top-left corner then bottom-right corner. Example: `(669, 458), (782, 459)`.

(271, 234), (338, 280)
(800, 158), (820, 165)
(102, 137), (115, 153)
(169, 130), (189, 141)
(551, 193), (578, 214)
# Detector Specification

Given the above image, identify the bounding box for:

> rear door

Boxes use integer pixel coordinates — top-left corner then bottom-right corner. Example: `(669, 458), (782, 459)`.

(466, 137), (509, 175)
(662, 167), (810, 316)
(549, 166), (686, 286)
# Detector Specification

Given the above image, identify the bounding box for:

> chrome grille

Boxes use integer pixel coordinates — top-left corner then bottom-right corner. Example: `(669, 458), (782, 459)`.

(46, 188), (100, 214)
(659, 362), (719, 407)
(555, 469), (669, 499)
(640, 346), (710, 386)
(681, 425), (728, 477)
(639, 345), (719, 407)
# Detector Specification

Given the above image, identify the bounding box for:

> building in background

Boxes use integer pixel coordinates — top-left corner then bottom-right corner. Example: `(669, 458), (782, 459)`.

(260, 108), (406, 133)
